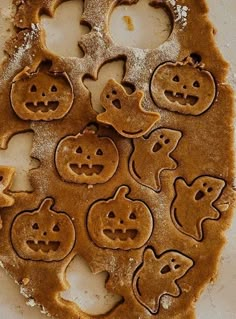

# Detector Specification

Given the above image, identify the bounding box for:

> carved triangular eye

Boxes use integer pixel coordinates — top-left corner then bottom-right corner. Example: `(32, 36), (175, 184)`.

(108, 211), (115, 218)
(193, 81), (200, 88)
(96, 149), (103, 156)
(51, 85), (58, 92)
(173, 75), (179, 82)
(30, 85), (37, 92)
(53, 224), (60, 232)
(129, 212), (136, 220)
(32, 223), (39, 230)
(76, 146), (82, 153)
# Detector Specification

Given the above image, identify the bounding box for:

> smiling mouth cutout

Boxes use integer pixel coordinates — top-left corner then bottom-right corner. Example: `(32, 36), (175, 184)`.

(25, 101), (59, 112)
(165, 91), (199, 106)
(122, 129), (143, 136)
(27, 240), (60, 253)
(103, 229), (138, 241)
(70, 164), (104, 176)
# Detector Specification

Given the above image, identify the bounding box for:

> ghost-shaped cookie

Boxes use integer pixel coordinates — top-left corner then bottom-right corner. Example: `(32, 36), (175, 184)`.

(171, 176), (226, 241)
(129, 128), (182, 191)
(97, 79), (160, 138)
(133, 248), (193, 314)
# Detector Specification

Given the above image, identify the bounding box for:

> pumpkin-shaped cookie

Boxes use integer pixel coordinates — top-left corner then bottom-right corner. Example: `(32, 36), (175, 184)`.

(151, 60), (216, 115)
(55, 128), (119, 185)
(11, 198), (75, 262)
(10, 63), (74, 121)
(87, 186), (153, 250)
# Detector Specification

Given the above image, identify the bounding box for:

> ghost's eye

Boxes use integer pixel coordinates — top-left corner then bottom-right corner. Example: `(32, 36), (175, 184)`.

(32, 223), (39, 230)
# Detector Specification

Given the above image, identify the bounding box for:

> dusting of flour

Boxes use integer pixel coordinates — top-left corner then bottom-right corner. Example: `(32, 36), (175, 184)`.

(168, 0), (189, 29)
(26, 298), (36, 307)
(161, 295), (173, 310)
(1, 23), (40, 84)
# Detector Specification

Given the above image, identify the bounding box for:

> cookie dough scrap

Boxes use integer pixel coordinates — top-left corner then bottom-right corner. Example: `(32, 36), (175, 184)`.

(0, 1), (234, 319)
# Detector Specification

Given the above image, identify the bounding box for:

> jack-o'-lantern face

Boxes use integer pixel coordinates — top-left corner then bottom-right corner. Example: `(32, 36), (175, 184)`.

(55, 128), (119, 185)
(11, 198), (75, 262)
(87, 186), (153, 250)
(151, 61), (216, 115)
(10, 63), (74, 121)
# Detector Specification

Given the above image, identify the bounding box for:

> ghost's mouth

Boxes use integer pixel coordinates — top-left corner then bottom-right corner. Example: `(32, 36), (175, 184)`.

(103, 229), (138, 241)
(25, 101), (59, 112)
(164, 91), (199, 106)
(70, 164), (103, 176)
(131, 160), (142, 179)
(136, 277), (142, 297)
(122, 129), (143, 136)
(173, 208), (183, 227)
(27, 240), (60, 253)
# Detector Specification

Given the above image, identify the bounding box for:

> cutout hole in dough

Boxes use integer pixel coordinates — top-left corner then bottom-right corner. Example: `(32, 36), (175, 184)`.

(109, 0), (173, 49)
(41, 0), (89, 58)
(61, 255), (123, 315)
(0, 132), (40, 192)
(84, 59), (132, 113)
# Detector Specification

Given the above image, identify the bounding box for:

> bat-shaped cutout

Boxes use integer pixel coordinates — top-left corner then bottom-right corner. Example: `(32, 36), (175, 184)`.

(97, 79), (160, 138)
(171, 176), (226, 241)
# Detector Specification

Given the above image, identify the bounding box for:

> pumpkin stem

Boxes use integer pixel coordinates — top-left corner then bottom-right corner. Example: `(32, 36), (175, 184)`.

(83, 123), (98, 135)
(115, 186), (130, 199)
(39, 198), (54, 212)
(183, 56), (205, 69)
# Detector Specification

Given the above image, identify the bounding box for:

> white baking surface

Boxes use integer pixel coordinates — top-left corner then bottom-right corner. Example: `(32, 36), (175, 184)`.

(0, 0), (235, 318)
